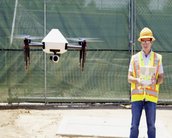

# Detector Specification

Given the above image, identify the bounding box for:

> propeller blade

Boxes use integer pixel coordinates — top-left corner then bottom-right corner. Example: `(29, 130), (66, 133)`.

(14, 35), (30, 39)
(14, 35), (43, 40)
(29, 36), (43, 40)
(85, 38), (103, 43)
(66, 38), (81, 41)
(67, 37), (103, 43)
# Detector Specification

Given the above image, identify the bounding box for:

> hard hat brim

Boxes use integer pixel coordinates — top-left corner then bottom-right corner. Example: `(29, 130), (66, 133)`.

(138, 36), (155, 42)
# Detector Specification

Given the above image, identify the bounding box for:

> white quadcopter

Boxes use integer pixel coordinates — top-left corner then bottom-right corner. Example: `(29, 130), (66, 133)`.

(16, 29), (101, 71)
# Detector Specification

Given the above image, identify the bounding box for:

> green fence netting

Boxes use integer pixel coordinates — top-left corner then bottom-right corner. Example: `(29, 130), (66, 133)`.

(0, 0), (172, 103)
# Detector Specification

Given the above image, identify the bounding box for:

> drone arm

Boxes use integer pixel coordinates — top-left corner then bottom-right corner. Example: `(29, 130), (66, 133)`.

(29, 42), (44, 48)
(67, 44), (82, 50)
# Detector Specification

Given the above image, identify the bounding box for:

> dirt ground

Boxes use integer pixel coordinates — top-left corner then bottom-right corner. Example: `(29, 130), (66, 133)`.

(0, 106), (121, 138)
(0, 105), (172, 138)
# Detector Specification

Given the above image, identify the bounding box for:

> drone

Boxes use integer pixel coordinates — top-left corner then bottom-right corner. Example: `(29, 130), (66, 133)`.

(16, 29), (101, 71)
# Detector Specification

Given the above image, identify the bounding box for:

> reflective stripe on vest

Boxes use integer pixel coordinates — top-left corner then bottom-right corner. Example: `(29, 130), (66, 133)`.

(131, 51), (161, 103)
(132, 89), (158, 97)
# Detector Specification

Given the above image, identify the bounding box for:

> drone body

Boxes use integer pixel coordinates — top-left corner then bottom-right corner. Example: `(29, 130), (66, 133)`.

(42, 29), (68, 54)
(22, 28), (93, 71)
(42, 29), (68, 63)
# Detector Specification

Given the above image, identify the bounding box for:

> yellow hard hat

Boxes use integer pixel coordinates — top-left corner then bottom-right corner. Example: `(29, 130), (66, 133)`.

(138, 27), (155, 42)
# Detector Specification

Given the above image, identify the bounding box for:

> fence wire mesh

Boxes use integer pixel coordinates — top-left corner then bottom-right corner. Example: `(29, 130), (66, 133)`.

(0, 0), (172, 103)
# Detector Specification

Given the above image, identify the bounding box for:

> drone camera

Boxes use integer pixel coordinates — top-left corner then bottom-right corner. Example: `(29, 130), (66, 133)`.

(50, 54), (60, 63)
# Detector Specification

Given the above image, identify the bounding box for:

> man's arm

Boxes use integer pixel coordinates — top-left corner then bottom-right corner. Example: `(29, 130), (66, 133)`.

(128, 72), (140, 84)
(156, 73), (164, 85)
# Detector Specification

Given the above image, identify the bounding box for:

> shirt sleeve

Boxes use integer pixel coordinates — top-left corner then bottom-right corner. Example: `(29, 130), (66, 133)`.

(158, 62), (164, 74)
(128, 56), (133, 72)
(158, 55), (164, 74)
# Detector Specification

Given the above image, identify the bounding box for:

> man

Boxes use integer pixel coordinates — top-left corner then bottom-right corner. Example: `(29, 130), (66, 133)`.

(128, 27), (164, 138)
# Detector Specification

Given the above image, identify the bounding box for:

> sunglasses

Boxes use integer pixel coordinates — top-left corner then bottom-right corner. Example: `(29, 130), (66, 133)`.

(141, 39), (152, 44)
(141, 38), (152, 42)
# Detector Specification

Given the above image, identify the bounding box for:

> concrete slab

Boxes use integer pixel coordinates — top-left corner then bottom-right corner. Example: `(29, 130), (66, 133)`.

(56, 111), (171, 138)
(57, 116), (129, 137)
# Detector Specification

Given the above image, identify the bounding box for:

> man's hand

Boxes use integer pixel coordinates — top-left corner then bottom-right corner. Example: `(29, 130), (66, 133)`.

(151, 73), (156, 85)
(136, 78), (141, 84)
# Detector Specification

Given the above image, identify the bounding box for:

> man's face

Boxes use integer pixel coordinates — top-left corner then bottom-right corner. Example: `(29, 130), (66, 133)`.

(140, 38), (152, 53)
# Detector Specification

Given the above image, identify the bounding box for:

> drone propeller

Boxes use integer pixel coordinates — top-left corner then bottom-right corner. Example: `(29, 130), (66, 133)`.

(67, 37), (103, 43)
(66, 40), (86, 71)
(67, 38), (103, 71)
(21, 37), (43, 70)
(14, 35), (43, 40)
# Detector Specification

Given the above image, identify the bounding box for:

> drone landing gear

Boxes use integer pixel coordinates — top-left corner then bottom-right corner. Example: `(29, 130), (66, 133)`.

(23, 38), (31, 71)
(79, 40), (87, 71)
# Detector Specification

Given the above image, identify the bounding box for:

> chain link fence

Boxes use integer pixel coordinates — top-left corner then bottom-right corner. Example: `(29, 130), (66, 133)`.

(0, 0), (172, 104)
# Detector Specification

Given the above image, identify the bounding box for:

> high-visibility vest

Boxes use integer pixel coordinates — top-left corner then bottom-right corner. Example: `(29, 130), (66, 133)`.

(130, 51), (162, 103)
